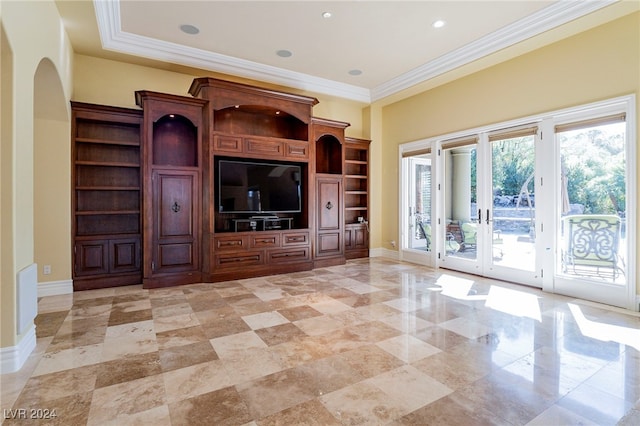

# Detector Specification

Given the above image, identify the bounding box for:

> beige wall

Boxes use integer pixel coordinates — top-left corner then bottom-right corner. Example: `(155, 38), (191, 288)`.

(1, 0), (73, 348)
(34, 118), (71, 283)
(73, 55), (367, 134)
(377, 12), (640, 288)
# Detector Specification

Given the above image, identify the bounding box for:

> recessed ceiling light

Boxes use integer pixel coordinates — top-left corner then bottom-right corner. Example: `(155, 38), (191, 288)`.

(432, 20), (446, 29)
(180, 24), (200, 35)
(348, 69), (362, 76)
(276, 49), (293, 58)
(322, 12), (332, 19)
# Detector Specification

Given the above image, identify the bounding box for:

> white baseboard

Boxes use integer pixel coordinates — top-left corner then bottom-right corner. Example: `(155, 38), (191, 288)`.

(38, 279), (73, 297)
(0, 325), (36, 374)
(370, 247), (400, 260)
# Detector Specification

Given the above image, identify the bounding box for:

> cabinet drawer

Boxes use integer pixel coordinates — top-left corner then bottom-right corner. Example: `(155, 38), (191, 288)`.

(268, 248), (310, 264)
(285, 141), (309, 160)
(215, 251), (264, 268)
(251, 234), (280, 248)
(245, 138), (283, 156)
(214, 135), (243, 153)
(215, 235), (249, 251)
(282, 231), (309, 246)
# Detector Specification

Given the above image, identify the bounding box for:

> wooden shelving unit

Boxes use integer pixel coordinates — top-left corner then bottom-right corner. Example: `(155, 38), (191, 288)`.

(70, 78), (371, 290)
(344, 137), (371, 259)
(71, 102), (143, 290)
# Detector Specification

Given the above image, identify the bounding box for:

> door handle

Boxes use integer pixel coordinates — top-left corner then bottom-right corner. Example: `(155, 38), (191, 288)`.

(477, 209), (481, 223)
(171, 202), (181, 213)
(326, 201), (333, 210)
(486, 209), (490, 225)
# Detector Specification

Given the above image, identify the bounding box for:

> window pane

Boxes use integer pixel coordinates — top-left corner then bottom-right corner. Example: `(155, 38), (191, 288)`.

(557, 121), (626, 283)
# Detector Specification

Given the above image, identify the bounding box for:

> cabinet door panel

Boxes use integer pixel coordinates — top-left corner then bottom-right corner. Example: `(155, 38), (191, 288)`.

(317, 233), (341, 256)
(317, 178), (341, 230)
(75, 240), (109, 276)
(158, 243), (194, 268)
(153, 170), (199, 273)
(344, 228), (353, 250)
(110, 238), (141, 273)
(158, 174), (194, 237)
(353, 227), (367, 248)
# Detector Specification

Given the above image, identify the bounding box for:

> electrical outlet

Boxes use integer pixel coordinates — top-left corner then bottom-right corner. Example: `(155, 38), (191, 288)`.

(43, 265), (52, 275)
(390, 241), (396, 248)
(357, 216), (364, 223)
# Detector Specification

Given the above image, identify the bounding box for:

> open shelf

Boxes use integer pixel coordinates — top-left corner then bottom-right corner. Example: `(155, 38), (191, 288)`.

(72, 102), (143, 289)
(343, 138), (370, 248)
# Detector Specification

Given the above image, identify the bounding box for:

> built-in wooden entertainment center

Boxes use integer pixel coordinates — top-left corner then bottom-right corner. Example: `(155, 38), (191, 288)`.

(71, 78), (370, 290)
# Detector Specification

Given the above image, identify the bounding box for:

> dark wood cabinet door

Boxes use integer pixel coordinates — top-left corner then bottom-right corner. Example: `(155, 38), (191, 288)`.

(352, 226), (368, 249)
(317, 178), (341, 230)
(110, 238), (141, 273)
(316, 177), (343, 257)
(153, 170), (199, 273)
(74, 240), (109, 276)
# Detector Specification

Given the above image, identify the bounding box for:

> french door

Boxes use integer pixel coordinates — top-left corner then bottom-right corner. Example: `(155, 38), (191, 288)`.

(399, 96), (635, 310)
(438, 129), (541, 287)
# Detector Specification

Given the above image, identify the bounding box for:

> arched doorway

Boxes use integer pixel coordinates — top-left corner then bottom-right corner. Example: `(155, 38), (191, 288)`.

(33, 58), (71, 290)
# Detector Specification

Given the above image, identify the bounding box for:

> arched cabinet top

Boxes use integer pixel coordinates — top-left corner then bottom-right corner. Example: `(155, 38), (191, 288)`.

(135, 90), (207, 124)
(311, 117), (350, 143)
(152, 114), (198, 167)
(189, 77), (318, 124)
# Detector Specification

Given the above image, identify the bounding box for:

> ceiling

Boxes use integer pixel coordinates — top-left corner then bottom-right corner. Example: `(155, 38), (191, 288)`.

(56, 0), (629, 103)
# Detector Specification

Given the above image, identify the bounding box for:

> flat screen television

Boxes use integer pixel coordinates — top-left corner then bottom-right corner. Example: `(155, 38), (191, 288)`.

(217, 159), (302, 214)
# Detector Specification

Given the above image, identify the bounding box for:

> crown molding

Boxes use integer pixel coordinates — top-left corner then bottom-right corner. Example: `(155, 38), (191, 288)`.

(94, 0), (371, 103)
(95, 0), (616, 104)
(370, 0), (617, 102)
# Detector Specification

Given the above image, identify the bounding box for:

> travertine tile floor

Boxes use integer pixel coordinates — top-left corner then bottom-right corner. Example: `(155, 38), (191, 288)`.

(2, 258), (640, 425)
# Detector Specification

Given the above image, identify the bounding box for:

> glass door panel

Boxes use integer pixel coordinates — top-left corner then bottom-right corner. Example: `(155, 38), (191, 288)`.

(489, 135), (536, 273)
(401, 149), (435, 267)
(405, 156), (432, 251)
(441, 140), (481, 274)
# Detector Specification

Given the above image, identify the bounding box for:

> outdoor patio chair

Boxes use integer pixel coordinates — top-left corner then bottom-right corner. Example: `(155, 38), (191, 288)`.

(458, 222), (504, 257)
(419, 222), (460, 254)
(460, 222), (477, 251)
(562, 214), (622, 278)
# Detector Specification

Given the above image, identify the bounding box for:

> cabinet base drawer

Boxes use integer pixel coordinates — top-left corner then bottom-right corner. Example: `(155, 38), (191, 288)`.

(215, 235), (249, 251)
(215, 251), (264, 268)
(282, 231), (309, 246)
(268, 247), (310, 264)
